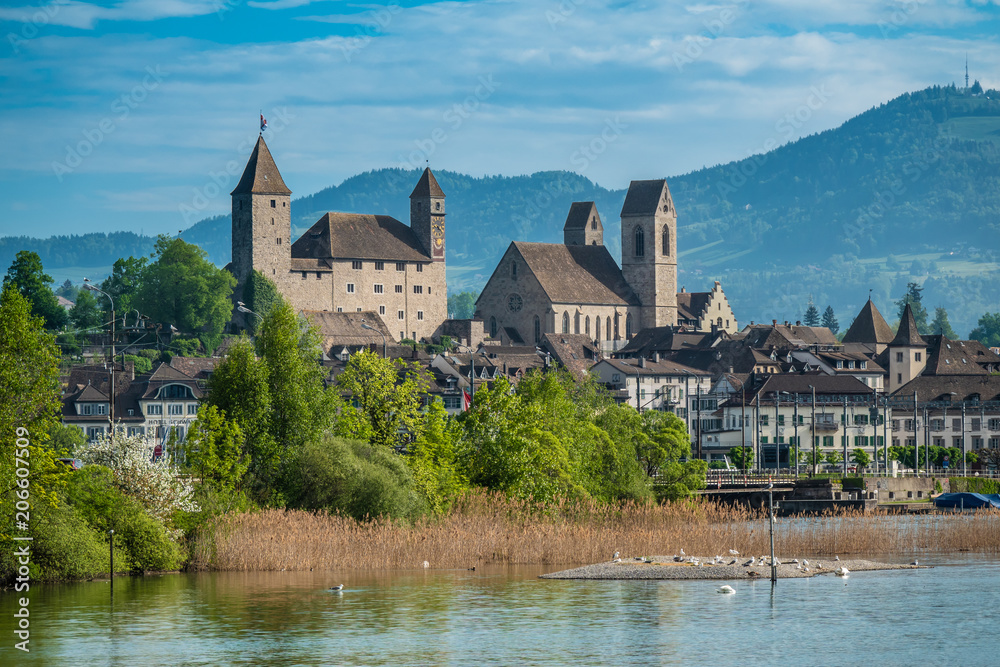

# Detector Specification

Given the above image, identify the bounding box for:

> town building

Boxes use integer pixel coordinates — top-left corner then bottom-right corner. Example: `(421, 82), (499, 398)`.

(229, 136), (447, 342)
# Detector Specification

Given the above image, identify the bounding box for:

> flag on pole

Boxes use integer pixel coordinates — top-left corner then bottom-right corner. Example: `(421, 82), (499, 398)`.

(462, 389), (472, 411)
(260, 113), (267, 132)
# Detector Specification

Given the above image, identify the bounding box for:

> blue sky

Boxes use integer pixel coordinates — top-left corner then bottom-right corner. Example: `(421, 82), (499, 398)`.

(1, 0), (999, 238)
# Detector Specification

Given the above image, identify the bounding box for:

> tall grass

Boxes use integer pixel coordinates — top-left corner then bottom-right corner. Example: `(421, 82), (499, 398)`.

(192, 491), (1000, 571)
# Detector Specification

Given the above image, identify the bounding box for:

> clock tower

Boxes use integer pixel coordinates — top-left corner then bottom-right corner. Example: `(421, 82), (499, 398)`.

(409, 167), (445, 261)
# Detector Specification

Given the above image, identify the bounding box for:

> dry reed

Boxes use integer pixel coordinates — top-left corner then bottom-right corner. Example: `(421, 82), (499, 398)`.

(192, 491), (1000, 571)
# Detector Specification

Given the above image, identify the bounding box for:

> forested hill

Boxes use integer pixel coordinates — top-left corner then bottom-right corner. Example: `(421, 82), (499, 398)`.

(4, 84), (999, 336)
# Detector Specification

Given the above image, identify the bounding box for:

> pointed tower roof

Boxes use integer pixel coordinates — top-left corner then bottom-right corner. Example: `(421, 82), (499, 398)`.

(231, 135), (291, 196)
(620, 179), (673, 216)
(409, 167), (445, 198)
(563, 202), (600, 230)
(890, 303), (927, 347)
(842, 298), (895, 345)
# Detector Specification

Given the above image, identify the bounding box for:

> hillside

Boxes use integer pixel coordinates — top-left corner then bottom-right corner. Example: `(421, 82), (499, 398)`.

(4, 84), (999, 336)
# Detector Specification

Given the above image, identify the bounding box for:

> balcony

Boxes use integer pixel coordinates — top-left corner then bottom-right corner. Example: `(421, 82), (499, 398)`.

(814, 421), (839, 432)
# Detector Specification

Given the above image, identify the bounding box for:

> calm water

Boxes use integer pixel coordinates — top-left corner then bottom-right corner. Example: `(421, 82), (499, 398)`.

(3, 555), (1000, 666)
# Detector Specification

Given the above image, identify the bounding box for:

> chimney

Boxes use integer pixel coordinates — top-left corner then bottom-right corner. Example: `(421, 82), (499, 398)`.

(796, 320), (801, 326)
(680, 286), (686, 293)
(729, 366), (734, 374)
(652, 351), (660, 363)
(638, 356), (646, 368)
(772, 319), (777, 326)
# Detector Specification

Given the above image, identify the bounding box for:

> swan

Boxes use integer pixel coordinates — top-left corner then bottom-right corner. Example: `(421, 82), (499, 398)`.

(835, 567), (849, 577)
(717, 585), (736, 594)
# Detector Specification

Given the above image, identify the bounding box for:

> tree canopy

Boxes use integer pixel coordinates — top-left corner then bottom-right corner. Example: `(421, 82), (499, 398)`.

(3, 250), (67, 330)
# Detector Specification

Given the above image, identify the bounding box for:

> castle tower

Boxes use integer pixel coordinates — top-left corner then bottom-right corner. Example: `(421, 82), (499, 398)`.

(620, 179), (677, 329)
(887, 303), (927, 392)
(409, 167), (445, 261)
(231, 135), (292, 289)
(563, 202), (603, 246)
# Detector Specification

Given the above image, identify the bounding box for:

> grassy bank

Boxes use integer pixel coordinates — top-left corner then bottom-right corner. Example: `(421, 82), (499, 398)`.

(192, 492), (1000, 571)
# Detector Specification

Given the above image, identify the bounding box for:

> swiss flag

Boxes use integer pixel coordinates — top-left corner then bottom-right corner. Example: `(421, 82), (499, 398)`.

(260, 113), (267, 132)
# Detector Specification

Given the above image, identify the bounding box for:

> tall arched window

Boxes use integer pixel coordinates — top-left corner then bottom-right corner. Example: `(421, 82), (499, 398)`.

(662, 226), (670, 256)
(574, 312), (581, 334)
(585, 315), (590, 336)
(490, 316), (497, 338)
(534, 315), (540, 343)
(606, 317), (612, 341)
(614, 314), (620, 340)
(625, 313), (633, 339)
(562, 312), (570, 334)
(595, 317), (601, 341)
(511, 260), (518, 279)
(634, 226), (645, 257)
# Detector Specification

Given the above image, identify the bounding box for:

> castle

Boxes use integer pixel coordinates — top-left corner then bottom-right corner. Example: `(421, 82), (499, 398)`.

(229, 136), (447, 342)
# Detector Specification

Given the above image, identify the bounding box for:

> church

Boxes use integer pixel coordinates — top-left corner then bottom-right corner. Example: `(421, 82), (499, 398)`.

(228, 136), (448, 342)
(474, 179), (737, 349)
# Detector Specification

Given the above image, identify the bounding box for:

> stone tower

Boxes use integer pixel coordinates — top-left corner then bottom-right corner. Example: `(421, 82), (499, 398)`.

(231, 135), (292, 289)
(409, 167), (445, 261)
(620, 179), (677, 329)
(563, 201), (603, 246)
(887, 302), (927, 392)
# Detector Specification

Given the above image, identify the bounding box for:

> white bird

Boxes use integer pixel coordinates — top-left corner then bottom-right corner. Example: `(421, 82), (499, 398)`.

(802, 559), (809, 567)
(634, 556), (645, 561)
(613, 551), (620, 560)
(834, 555), (840, 561)
(744, 557), (755, 567)
(803, 567), (810, 573)
(717, 585), (736, 594)
(422, 561), (429, 568)
(680, 548), (686, 557)
(790, 559), (799, 564)
(729, 558), (738, 565)
(612, 558), (622, 563)
(911, 560), (919, 566)
(835, 567), (849, 577)
(729, 549), (740, 556)
(329, 584), (344, 591)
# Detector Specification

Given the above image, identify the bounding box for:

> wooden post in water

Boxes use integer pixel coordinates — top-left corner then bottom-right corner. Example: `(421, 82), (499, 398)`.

(109, 529), (114, 594)
(768, 484), (776, 584)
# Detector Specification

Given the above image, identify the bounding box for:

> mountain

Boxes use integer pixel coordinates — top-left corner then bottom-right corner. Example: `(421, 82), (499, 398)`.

(4, 84), (999, 336)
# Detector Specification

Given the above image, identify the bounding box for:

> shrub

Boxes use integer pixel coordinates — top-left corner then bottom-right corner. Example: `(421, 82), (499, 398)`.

(950, 477), (1000, 494)
(117, 509), (185, 573)
(841, 477), (865, 490)
(123, 353), (152, 374)
(31, 504), (109, 581)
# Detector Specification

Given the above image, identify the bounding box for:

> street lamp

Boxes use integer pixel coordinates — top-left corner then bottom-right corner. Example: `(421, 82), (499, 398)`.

(236, 301), (263, 326)
(808, 385), (817, 477)
(360, 320), (387, 358)
(83, 279), (115, 440)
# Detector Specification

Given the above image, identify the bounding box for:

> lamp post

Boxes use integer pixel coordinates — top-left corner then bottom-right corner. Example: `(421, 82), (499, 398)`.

(809, 384), (817, 476)
(236, 301), (263, 327)
(360, 321), (387, 358)
(83, 279), (115, 442)
(768, 483), (777, 584)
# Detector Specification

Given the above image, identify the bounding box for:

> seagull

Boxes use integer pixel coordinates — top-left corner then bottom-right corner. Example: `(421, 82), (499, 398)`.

(802, 559), (809, 568)
(680, 549), (686, 557)
(423, 561), (430, 568)
(634, 556), (645, 561)
(612, 558), (622, 563)
(729, 549), (740, 556)
(803, 567), (810, 573)
(717, 585), (736, 595)
(729, 558), (738, 565)
(835, 567), (849, 577)
(911, 560), (919, 566)
(744, 557), (755, 567)
(329, 584), (344, 591)
(613, 551), (620, 560)
(834, 555), (840, 561)
(790, 559), (799, 564)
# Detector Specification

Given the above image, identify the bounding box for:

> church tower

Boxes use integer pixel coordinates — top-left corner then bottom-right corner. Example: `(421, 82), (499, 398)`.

(231, 135), (292, 289)
(620, 179), (677, 329)
(409, 167), (445, 261)
(887, 303), (927, 392)
(563, 201), (603, 246)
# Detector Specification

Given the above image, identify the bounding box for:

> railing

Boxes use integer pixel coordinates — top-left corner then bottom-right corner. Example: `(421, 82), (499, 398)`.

(702, 470), (797, 487)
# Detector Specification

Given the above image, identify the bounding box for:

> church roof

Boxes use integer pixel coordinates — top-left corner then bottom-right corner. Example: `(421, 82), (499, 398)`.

(563, 202), (600, 230)
(292, 213), (431, 263)
(891, 303), (927, 347)
(842, 299), (895, 345)
(510, 241), (640, 306)
(677, 291), (712, 321)
(231, 136), (292, 196)
(409, 167), (445, 198)
(620, 179), (671, 217)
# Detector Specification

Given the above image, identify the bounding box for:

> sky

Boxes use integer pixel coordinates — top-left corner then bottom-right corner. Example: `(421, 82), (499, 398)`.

(1, 0), (999, 238)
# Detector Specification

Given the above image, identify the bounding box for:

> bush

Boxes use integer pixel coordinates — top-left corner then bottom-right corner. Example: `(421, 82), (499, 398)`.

(124, 353), (153, 374)
(30, 504), (109, 581)
(117, 509), (185, 573)
(841, 477), (865, 489)
(170, 336), (202, 357)
(287, 435), (427, 521)
(950, 477), (1000, 494)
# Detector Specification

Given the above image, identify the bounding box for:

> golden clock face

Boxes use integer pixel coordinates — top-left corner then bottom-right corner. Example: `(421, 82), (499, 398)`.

(432, 222), (444, 237)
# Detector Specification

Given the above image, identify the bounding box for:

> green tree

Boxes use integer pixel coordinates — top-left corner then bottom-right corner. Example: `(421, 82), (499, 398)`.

(408, 400), (467, 514)
(929, 307), (957, 339)
(335, 348), (428, 449)
(100, 256), (148, 320)
(55, 279), (78, 302)
(185, 405), (247, 492)
(803, 297), (820, 326)
(969, 312), (1000, 347)
(447, 291), (479, 319)
(3, 250), (68, 329)
(825, 449), (843, 466)
(49, 422), (87, 456)
(729, 445), (754, 470)
(635, 410), (690, 478)
(850, 448), (871, 471)
(896, 282), (929, 334)
(822, 306), (839, 334)
(69, 287), (102, 331)
(241, 269), (281, 334)
(136, 236), (235, 347)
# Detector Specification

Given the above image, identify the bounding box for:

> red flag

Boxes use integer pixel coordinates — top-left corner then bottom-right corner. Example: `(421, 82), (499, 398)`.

(260, 113), (267, 132)
(462, 389), (472, 411)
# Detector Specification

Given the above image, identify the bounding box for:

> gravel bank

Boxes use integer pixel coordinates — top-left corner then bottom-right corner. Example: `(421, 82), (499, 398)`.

(540, 557), (921, 580)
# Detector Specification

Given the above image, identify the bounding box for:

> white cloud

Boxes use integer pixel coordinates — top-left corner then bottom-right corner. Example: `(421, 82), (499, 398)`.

(0, 0), (226, 30)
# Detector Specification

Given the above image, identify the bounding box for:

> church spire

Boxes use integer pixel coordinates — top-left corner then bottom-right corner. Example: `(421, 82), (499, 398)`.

(231, 135), (291, 196)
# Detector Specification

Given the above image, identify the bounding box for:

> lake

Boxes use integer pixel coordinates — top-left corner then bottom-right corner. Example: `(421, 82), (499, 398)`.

(3, 554), (1000, 666)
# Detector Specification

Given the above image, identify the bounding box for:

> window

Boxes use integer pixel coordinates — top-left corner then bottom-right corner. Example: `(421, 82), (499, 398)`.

(395, 285), (403, 293)
(374, 284), (384, 294)
(562, 312), (569, 334)
(337, 307), (343, 312)
(896, 352), (904, 362)
(271, 218), (274, 225)
(276, 237), (282, 245)
(316, 272), (322, 280)
(435, 202), (441, 211)
(147, 404), (162, 415)
(612, 373), (621, 383)
(270, 199), (276, 208)
(301, 272), (307, 280)
(490, 317), (497, 338)
(953, 418), (962, 431)
(188, 404), (198, 415)
(585, 315), (590, 335)
(416, 264), (423, 273)
(396, 262), (406, 272)
(915, 352), (922, 362)
(760, 415), (769, 426)
(417, 311), (424, 321)
(169, 404), (184, 415)
(511, 261), (518, 279)
(595, 317), (601, 341)
(159, 385), (193, 399)
(634, 226), (644, 257)
(444, 396), (461, 409)
(398, 310), (405, 320)
(428, 287), (431, 294)
(379, 305), (385, 315)
(357, 307), (362, 312)
(346, 283), (355, 293)
(534, 316), (541, 344)
(897, 373), (902, 384)
(591, 216), (597, 230)
(352, 260), (362, 270)
(625, 313), (633, 339)
(662, 226), (670, 256)
(375, 261), (384, 271)
(606, 317), (612, 341)
(414, 285), (423, 294)
(574, 312), (580, 334)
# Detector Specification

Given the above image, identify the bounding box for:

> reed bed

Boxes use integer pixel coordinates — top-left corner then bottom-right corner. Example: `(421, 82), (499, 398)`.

(192, 491), (1000, 571)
